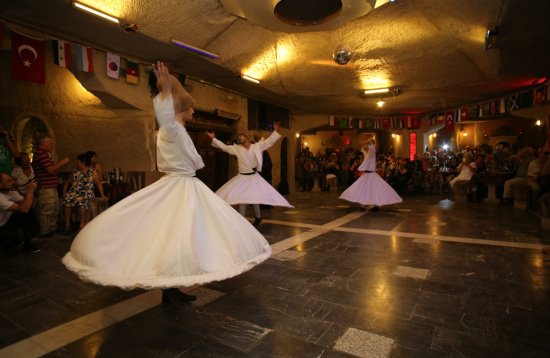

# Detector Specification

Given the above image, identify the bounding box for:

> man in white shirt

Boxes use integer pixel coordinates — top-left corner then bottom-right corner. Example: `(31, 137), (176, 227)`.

(0, 172), (40, 252)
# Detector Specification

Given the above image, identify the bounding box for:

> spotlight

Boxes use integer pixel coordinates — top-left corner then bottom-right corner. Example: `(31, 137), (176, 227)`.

(333, 44), (352, 65)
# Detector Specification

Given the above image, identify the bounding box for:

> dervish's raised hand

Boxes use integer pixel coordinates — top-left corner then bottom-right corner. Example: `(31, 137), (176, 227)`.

(152, 61), (172, 98)
(205, 130), (215, 139)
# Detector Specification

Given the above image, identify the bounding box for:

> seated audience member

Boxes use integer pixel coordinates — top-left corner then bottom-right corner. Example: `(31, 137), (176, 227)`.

(0, 172), (40, 252)
(394, 157), (411, 194)
(450, 152), (476, 189)
(539, 152), (550, 195)
(471, 155), (489, 202)
(63, 153), (107, 232)
(502, 147), (536, 203)
(11, 152), (34, 195)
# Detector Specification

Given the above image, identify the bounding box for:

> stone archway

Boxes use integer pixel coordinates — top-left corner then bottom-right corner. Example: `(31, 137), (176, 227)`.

(13, 117), (49, 161)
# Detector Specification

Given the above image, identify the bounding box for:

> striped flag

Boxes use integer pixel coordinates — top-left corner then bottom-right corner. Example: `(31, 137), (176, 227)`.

(52, 40), (71, 67)
(126, 60), (139, 84)
(374, 119), (380, 129)
(328, 115), (336, 126)
(76, 45), (93, 72)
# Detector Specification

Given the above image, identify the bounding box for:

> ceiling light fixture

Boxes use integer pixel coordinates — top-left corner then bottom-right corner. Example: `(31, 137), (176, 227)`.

(241, 74), (260, 84)
(73, 1), (119, 24)
(364, 88), (390, 95)
(171, 39), (219, 59)
(376, 100), (386, 108)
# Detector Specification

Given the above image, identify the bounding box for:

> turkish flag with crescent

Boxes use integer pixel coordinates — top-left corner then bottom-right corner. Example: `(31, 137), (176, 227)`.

(11, 32), (46, 84)
(445, 112), (455, 131)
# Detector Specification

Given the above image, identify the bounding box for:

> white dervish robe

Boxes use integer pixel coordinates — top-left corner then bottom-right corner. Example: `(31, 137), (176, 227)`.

(211, 132), (293, 207)
(62, 94), (271, 289)
(339, 144), (402, 206)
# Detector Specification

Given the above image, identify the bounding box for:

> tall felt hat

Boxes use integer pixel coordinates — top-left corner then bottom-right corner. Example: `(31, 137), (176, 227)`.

(236, 126), (248, 137)
(170, 75), (195, 113)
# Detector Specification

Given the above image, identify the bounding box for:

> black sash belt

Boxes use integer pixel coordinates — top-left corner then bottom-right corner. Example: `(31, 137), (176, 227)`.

(240, 172), (256, 175)
(364, 170), (373, 173)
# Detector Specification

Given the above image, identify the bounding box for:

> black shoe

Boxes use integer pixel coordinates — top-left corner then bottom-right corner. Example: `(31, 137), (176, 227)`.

(22, 243), (41, 254)
(253, 218), (262, 227)
(162, 288), (196, 304)
(369, 206), (380, 212)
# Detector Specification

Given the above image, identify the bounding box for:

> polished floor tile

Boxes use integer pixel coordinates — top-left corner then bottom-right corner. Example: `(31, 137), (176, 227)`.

(1, 191), (549, 357)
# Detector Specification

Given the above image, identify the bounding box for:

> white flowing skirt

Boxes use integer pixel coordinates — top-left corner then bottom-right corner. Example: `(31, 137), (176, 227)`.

(339, 172), (403, 206)
(216, 173), (293, 207)
(62, 174), (272, 290)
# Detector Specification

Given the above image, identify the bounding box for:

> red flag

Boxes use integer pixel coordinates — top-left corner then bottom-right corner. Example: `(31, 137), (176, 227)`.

(445, 112), (454, 131)
(460, 108), (468, 121)
(382, 118), (390, 129)
(11, 32), (45, 84)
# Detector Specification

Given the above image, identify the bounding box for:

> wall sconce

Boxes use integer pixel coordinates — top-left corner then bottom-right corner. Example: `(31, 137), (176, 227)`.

(391, 133), (396, 138)
(433, 133), (437, 138)
(295, 132), (300, 138)
(536, 119), (542, 126)
(462, 132), (468, 137)
(73, 1), (119, 24)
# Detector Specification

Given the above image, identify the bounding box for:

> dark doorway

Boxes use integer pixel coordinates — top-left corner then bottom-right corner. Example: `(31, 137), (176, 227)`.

(278, 137), (289, 195)
(186, 128), (230, 191)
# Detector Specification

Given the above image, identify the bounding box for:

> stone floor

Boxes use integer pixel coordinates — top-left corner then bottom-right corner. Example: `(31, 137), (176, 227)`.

(1, 191), (549, 357)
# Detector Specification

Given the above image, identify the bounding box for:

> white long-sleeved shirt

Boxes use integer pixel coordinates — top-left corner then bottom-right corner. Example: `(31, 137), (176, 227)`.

(211, 131), (281, 174)
(154, 94), (204, 176)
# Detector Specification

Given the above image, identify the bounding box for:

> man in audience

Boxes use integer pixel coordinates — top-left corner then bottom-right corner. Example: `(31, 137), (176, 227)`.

(502, 146), (535, 204)
(32, 134), (70, 236)
(0, 172), (40, 253)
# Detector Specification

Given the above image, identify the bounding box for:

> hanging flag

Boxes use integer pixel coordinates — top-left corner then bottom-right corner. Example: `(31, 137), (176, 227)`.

(490, 101), (496, 115)
(382, 118), (390, 129)
(374, 118), (380, 129)
(338, 118), (347, 129)
(413, 116), (422, 129)
(357, 118), (364, 129)
(348, 117), (354, 129)
(106, 52), (120, 79)
(454, 110), (461, 123)
(76, 45), (93, 72)
(437, 113), (445, 123)
(52, 40), (71, 67)
(445, 112), (454, 131)
(498, 98), (506, 114)
(328, 115), (336, 126)
(460, 108), (468, 121)
(365, 118), (373, 129)
(126, 60), (139, 84)
(11, 31), (46, 84)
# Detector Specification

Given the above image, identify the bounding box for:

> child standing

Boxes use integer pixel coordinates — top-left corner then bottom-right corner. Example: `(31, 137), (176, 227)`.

(63, 153), (106, 231)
